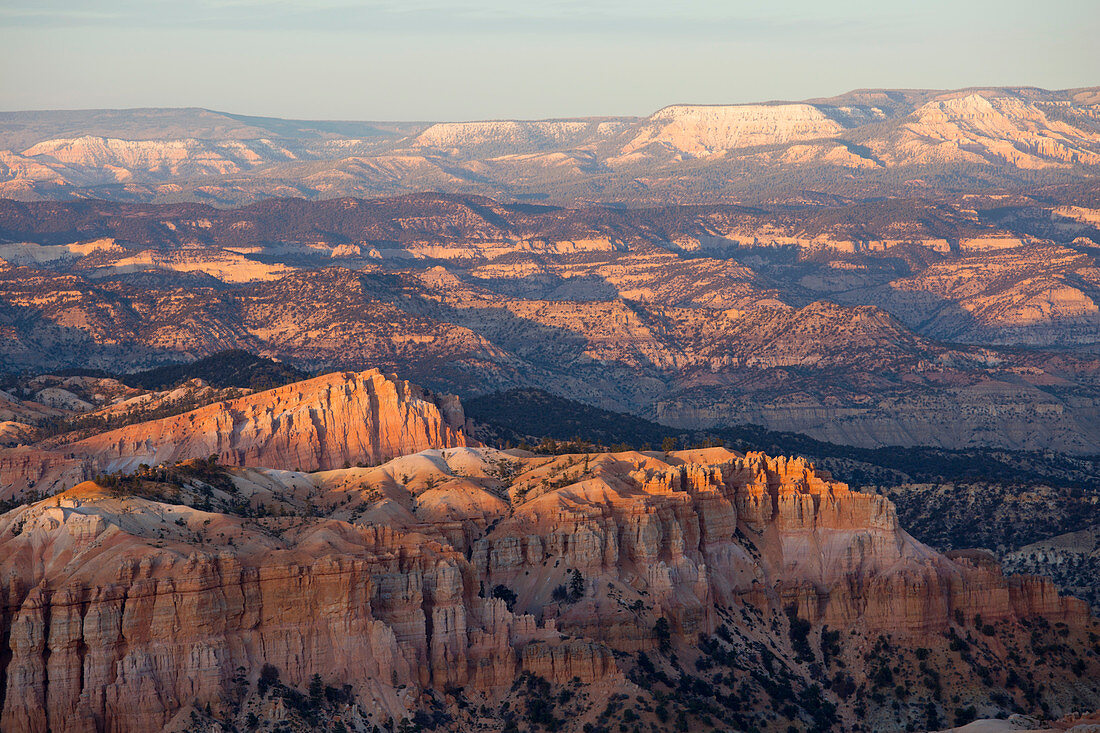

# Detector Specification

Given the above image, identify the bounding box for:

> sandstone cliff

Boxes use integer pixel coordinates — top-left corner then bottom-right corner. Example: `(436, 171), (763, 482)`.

(6, 87), (1098, 204)
(0, 446), (1094, 732)
(618, 103), (845, 158)
(0, 369), (469, 500)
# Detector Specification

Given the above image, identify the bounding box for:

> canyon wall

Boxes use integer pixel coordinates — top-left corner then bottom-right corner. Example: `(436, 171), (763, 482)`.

(0, 369), (469, 500)
(0, 447), (1091, 732)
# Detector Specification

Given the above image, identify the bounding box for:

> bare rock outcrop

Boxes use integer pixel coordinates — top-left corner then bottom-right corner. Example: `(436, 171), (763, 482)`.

(0, 447), (1094, 732)
(0, 369), (470, 499)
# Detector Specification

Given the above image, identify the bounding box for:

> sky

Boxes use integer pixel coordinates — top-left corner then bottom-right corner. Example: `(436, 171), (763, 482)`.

(1, 0), (1097, 120)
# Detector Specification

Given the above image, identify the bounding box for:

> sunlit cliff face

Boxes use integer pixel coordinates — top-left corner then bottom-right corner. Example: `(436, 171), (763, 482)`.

(2, 88), (1099, 204)
(1, 436), (1095, 732)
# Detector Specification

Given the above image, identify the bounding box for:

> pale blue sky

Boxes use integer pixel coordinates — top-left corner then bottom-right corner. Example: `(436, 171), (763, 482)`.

(1, 0), (1096, 120)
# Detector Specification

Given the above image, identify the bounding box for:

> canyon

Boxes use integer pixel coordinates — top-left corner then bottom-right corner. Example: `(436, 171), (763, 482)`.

(2, 193), (1100, 454)
(0, 370), (1096, 732)
(2, 84), (1100, 732)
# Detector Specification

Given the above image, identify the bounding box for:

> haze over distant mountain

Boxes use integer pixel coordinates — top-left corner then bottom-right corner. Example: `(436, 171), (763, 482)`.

(3, 86), (1099, 205)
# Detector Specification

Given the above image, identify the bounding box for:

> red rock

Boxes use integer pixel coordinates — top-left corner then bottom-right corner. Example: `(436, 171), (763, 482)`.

(0, 369), (470, 500)
(0, 435), (1093, 731)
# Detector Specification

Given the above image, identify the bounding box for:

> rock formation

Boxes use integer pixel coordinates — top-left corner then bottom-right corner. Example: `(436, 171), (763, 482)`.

(619, 103), (845, 158)
(0, 369), (469, 499)
(5, 194), (1100, 455)
(0, 444), (1094, 732)
(5, 87), (1097, 204)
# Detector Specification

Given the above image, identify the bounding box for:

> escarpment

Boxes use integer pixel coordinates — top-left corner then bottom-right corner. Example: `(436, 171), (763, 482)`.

(0, 369), (469, 500)
(1, 446), (1094, 732)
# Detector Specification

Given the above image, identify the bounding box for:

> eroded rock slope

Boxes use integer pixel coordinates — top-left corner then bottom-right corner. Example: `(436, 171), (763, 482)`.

(0, 432), (1095, 731)
(0, 369), (468, 500)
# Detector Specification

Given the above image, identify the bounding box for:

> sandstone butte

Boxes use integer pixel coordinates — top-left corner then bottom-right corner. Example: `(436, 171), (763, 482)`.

(0, 426), (1096, 731)
(0, 369), (470, 501)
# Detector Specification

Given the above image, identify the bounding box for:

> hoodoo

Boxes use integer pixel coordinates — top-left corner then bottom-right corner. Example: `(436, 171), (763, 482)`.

(0, 444), (1094, 732)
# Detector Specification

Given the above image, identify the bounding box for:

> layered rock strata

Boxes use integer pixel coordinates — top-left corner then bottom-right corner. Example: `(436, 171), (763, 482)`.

(0, 370), (469, 499)
(0, 446), (1092, 732)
